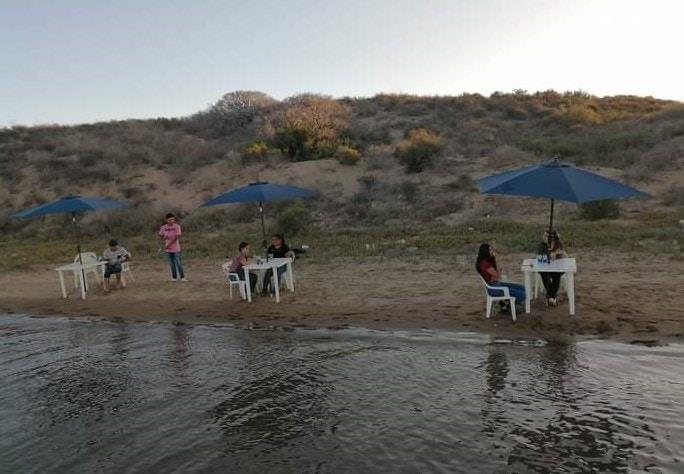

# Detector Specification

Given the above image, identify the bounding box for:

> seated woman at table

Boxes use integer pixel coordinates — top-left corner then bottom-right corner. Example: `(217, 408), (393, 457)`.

(539, 230), (567, 307)
(262, 233), (294, 294)
(229, 242), (258, 293)
(476, 243), (526, 313)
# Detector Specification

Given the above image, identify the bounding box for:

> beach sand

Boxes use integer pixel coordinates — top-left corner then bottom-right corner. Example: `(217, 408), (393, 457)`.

(1, 253), (682, 344)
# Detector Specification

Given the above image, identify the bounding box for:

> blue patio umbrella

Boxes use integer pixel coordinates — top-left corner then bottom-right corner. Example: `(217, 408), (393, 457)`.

(202, 181), (318, 247)
(12, 195), (129, 290)
(477, 158), (647, 233)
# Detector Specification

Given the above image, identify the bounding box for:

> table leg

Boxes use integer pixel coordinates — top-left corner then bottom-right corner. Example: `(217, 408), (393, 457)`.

(78, 269), (86, 300)
(58, 271), (67, 298)
(286, 261), (294, 292)
(273, 265), (280, 303)
(524, 271), (531, 314)
(244, 268), (252, 302)
(567, 272), (576, 316)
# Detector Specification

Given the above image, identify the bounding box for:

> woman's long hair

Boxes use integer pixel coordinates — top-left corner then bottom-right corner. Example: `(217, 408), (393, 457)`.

(476, 243), (497, 279)
(272, 233), (286, 247)
(549, 230), (563, 253)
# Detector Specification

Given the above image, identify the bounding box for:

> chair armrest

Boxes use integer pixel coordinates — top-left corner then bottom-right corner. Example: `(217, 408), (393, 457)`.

(486, 284), (510, 297)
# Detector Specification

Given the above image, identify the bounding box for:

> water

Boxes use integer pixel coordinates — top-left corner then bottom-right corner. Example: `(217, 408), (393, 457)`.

(1, 315), (683, 473)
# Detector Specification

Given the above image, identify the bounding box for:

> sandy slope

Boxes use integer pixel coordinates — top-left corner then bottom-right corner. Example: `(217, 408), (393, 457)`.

(1, 252), (682, 345)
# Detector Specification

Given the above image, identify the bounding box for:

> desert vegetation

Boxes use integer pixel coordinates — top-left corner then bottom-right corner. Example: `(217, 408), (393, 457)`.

(0, 89), (682, 264)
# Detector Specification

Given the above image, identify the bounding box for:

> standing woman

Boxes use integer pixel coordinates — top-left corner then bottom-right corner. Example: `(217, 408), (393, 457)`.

(476, 243), (526, 312)
(540, 230), (566, 306)
(159, 213), (187, 282)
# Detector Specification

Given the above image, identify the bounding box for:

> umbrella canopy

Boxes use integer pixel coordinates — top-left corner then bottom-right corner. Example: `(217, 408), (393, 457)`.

(12, 195), (129, 294)
(477, 158), (647, 233)
(202, 181), (318, 247)
(202, 181), (318, 207)
(12, 195), (128, 218)
(477, 159), (647, 204)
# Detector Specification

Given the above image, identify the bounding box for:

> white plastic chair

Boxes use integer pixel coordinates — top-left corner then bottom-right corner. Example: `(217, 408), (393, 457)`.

(479, 276), (517, 322)
(121, 261), (134, 284)
(222, 262), (246, 300)
(73, 252), (102, 288)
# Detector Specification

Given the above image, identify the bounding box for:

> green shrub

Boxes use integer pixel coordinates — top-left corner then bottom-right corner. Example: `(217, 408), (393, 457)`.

(276, 204), (313, 237)
(335, 145), (361, 165)
(273, 126), (310, 160)
(395, 128), (443, 173)
(579, 200), (620, 220)
(242, 140), (270, 161)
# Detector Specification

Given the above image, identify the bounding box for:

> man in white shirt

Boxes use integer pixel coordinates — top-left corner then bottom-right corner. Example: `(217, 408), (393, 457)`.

(102, 239), (131, 292)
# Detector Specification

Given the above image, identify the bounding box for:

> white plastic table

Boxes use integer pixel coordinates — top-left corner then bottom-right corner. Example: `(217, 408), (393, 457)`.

(55, 261), (106, 300)
(521, 257), (577, 315)
(243, 257), (294, 303)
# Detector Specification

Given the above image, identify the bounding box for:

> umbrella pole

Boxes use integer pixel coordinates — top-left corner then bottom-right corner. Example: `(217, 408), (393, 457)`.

(548, 199), (555, 243)
(259, 201), (267, 249)
(73, 213), (87, 293)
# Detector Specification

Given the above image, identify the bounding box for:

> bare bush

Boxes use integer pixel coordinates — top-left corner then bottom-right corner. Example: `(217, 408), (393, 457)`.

(395, 128), (443, 173)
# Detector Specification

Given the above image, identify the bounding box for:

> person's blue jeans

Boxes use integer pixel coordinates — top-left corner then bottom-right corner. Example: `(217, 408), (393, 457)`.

(489, 281), (526, 304)
(167, 252), (185, 279)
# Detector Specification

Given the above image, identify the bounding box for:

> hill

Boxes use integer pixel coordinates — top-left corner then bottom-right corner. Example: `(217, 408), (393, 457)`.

(1, 90), (683, 252)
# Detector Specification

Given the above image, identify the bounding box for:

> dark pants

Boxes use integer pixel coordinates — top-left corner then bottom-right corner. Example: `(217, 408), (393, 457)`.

(167, 252), (185, 279)
(263, 266), (287, 293)
(541, 272), (562, 299)
(239, 271), (258, 293)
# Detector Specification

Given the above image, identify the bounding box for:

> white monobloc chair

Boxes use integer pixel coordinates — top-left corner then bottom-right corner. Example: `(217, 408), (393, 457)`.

(479, 276), (517, 322)
(73, 252), (102, 288)
(222, 262), (246, 300)
(121, 261), (134, 283)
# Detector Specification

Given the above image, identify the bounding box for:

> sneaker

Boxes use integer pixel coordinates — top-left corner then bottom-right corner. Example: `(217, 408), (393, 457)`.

(180, 277), (188, 282)
(170, 278), (177, 282)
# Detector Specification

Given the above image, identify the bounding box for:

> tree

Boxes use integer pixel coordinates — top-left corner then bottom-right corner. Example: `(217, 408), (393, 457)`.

(273, 95), (349, 160)
(207, 90), (277, 129)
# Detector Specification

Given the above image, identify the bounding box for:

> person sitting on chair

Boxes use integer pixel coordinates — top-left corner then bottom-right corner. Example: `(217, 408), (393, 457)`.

(102, 239), (130, 292)
(229, 242), (258, 294)
(262, 233), (294, 294)
(539, 230), (567, 307)
(476, 243), (526, 313)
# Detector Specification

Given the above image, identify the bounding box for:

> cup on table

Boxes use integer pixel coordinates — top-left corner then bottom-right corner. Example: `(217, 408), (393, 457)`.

(268, 253), (274, 261)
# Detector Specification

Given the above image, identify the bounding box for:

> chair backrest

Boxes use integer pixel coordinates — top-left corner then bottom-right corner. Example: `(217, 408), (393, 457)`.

(74, 252), (98, 265)
(479, 275), (492, 292)
(479, 275), (509, 298)
(221, 262), (231, 275)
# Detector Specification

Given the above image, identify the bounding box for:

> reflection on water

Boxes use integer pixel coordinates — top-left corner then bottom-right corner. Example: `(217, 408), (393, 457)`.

(0, 315), (683, 473)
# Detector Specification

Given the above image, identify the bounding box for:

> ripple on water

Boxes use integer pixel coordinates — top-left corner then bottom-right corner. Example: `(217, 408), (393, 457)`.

(0, 314), (682, 473)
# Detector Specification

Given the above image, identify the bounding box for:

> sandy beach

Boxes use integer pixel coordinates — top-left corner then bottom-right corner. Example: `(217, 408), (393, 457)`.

(1, 252), (682, 345)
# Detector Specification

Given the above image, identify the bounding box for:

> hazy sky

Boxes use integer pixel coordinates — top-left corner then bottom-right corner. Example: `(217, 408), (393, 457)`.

(1, 0), (683, 125)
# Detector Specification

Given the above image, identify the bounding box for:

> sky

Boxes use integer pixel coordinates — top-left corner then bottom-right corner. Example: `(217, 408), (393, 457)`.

(1, 0), (683, 126)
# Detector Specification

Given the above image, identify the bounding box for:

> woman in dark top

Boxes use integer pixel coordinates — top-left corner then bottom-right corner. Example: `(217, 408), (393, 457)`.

(263, 234), (293, 294)
(540, 230), (566, 307)
(476, 243), (526, 313)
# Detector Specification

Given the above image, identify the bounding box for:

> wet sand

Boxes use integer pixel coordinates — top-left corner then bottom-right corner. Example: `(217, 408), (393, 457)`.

(1, 253), (682, 344)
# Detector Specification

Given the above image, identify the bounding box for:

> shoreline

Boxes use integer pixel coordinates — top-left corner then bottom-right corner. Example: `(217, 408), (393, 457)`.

(1, 254), (683, 345)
